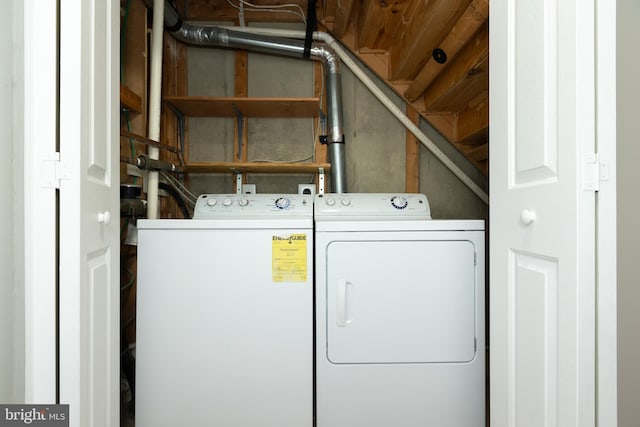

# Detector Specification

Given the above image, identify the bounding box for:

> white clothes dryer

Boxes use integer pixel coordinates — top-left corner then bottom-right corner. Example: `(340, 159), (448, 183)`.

(136, 194), (313, 427)
(314, 193), (485, 427)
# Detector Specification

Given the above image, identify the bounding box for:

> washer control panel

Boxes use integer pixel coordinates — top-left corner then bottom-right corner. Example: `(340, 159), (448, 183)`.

(193, 194), (313, 219)
(315, 193), (431, 220)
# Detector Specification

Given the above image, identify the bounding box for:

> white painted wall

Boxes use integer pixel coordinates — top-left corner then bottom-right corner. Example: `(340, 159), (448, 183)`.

(0, 0), (24, 404)
(617, 1), (640, 425)
(0, 0), (16, 402)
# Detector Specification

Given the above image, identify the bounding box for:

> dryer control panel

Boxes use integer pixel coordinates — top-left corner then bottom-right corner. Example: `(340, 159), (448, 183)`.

(193, 194), (313, 219)
(315, 193), (431, 220)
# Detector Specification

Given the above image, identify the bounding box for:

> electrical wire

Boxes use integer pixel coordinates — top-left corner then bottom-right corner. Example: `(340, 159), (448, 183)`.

(161, 171), (198, 203)
(160, 171), (198, 206)
(159, 182), (192, 218)
(225, 0), (306, 25)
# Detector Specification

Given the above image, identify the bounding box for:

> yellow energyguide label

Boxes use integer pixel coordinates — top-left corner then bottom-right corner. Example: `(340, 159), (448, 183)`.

(272, 234), (307, 282)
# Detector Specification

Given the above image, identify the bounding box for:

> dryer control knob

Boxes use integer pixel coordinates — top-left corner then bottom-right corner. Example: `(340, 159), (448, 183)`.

(391, 196), (408, 209)
(341, 198), (351, 206)
(325, 198), (336, 206)
(238, 198), (249, 207)
(275, 197), (290, 209)
(222, 198), (233, 207)
(206, 198), (218, 207)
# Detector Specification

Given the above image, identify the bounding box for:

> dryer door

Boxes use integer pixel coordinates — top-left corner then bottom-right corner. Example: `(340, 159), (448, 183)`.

(326, 240), (476, 364)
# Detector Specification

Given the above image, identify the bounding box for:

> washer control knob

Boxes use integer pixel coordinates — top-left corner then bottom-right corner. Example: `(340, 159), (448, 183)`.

(206, 198), (217, 207)
(222, 198), (233, 207)
(238, 198), (249, 207)
(275, 197), (290, 209)
(391, 196), (408, 209)
(341, 198), (351, 206)
(325, 198), (336, 206)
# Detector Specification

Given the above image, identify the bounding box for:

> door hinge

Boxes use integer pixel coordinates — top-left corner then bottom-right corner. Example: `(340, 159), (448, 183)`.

(582, 153), (609, 191)
(41, 153), (70, 189)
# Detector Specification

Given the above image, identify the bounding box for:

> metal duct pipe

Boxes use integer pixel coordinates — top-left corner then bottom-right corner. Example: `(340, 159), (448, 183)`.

(165, 20), (348, 193)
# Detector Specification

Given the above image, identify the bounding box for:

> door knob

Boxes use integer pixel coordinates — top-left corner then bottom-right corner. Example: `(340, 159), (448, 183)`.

(520, 209), (536, 225)
(98, 211), (111, 225)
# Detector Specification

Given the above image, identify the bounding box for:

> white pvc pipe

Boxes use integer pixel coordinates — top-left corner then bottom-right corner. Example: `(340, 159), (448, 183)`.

(147, 0), (165, 219)
(223, 26), (489, 204)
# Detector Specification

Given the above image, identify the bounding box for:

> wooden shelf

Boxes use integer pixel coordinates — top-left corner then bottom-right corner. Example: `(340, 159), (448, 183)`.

(120, 84), (142, 113)
(164, 96), (321, 117)
(186, 161), (331, 174)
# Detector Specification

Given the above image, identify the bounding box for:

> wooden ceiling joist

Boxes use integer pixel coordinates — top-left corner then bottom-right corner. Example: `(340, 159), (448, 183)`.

(421, 23), (489, 112)
(356, 0), (408, 51)
(404, 0), (489, 102)
(455, 95), (488, 143)
(389, 0), (470, 82)
(332, 0), (357, 38)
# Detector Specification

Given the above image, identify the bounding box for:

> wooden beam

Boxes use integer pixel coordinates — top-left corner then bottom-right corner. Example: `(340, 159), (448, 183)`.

(356, 0), (409, 51)
(120, 84), (142, 113)
(324, 0), (339, 19)
(422, 24), (489, 112)
(390, 0), (470, 81)
(405, 105), (420, 193)
(464, 143), (488, 162)
(404, 0), (489, 102)
(332, 0), (356, 38)
(455, 92), (488, 142)
(164, 96), (321, 117)
(186, 161), (332, 174)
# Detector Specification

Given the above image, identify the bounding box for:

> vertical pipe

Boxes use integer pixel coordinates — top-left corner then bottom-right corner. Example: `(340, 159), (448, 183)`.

(325, 69), (347, 193)
(146, 0), (164, 219)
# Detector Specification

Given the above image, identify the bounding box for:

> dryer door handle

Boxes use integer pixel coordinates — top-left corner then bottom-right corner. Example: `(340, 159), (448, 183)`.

(336, 279), (353, 327)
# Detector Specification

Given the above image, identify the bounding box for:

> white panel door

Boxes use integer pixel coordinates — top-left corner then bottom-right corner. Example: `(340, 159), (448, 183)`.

(490, 0), (596, 426)
(58, 0), (120, 426)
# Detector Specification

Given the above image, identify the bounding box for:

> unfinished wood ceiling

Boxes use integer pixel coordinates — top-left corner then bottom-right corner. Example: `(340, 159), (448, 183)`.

(181, 0), (489, 174)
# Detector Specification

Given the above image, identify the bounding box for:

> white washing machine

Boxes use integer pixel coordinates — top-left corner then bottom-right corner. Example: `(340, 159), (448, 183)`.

(314, 193), (485, 427)
(136, 194), (313, 427)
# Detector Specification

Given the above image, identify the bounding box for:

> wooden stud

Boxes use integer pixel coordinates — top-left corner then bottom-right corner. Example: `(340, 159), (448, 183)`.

(404, 0), (489, 101)
(390, 0), (470, 81)
(314, 62), (328, 189)
(405, 105), (420, 193)
(233, 51), (249, 192)
(422, 24), (489, 112)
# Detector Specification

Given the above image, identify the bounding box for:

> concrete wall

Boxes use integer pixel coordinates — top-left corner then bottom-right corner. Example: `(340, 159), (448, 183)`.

(186, 26), (487, 220)
(617, 1), (640, 425)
